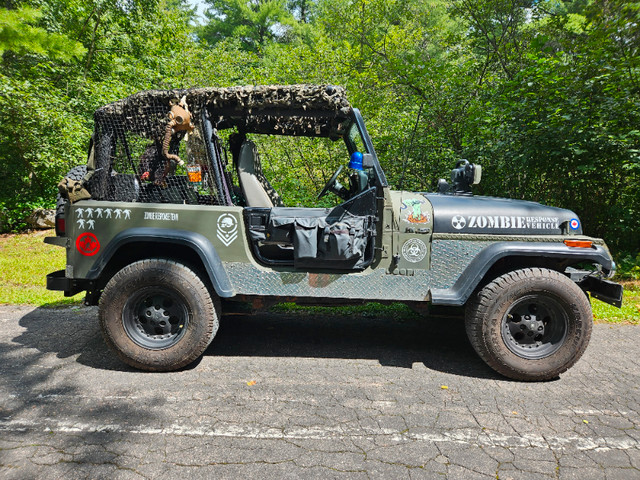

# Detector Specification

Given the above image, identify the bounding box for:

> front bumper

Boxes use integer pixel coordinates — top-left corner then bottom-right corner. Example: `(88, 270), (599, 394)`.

(579, 275), (624, 308)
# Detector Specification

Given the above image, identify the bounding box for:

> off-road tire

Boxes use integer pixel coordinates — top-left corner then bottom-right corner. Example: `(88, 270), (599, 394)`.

(99, 259), (220, 371)
(465, 268), (592, 381)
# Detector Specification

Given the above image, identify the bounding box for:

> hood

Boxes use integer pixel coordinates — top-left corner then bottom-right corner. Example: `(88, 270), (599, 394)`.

(425, 194), (582, 236)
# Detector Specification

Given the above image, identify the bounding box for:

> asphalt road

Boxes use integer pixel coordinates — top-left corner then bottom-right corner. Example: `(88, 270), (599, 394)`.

(0, 305), (639, 479)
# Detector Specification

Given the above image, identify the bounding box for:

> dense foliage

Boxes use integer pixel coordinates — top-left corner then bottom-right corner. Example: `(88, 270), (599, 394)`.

(1, 0), (638, 268)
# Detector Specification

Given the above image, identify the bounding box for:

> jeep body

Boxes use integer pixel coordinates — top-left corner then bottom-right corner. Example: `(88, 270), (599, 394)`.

(46, 85), (623, 380)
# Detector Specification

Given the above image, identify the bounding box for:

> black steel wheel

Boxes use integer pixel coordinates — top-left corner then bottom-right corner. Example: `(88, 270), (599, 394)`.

(501, 294), (568, 360)
(100, 259), (220, 371)
(465, 268), (592, 381)
(122, 288), (190, 350)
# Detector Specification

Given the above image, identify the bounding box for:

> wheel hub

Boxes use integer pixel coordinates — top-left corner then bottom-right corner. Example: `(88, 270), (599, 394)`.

(511, 313), (546, 340)
(502, 295), (568, 360)
(123, 289), (189, 350)
(141, 300), (175, 336)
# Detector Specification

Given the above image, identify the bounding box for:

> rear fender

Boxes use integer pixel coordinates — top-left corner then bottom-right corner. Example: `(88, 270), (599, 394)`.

(86, 228), (234, 298)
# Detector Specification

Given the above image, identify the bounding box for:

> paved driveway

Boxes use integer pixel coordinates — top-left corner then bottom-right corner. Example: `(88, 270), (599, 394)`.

(0, 305), (638, 479)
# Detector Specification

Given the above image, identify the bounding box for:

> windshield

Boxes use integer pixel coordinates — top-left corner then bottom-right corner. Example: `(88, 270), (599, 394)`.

(346, 122), (369, 154)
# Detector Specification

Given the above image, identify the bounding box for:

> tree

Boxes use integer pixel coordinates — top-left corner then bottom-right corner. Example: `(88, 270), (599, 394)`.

(200, 0), (296, 51)
(287, 0), (313, 22)
(462, 0), (640, 254)
(0, 0), (211, 230)
(0, 6), (85, 60)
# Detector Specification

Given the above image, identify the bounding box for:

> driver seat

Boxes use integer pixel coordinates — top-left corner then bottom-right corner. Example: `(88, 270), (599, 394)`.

(237, 140), (284, 207)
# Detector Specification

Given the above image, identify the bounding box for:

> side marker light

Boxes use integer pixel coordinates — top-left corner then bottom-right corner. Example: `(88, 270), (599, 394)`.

(564, 240), (593, 248)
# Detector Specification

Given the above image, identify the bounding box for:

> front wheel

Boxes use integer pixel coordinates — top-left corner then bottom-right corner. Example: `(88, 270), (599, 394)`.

(465, 268), (592, 381)
(99, 259), (220, 371)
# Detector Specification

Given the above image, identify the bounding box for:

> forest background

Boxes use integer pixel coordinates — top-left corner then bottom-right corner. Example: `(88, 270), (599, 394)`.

(1, 0), (639, 276)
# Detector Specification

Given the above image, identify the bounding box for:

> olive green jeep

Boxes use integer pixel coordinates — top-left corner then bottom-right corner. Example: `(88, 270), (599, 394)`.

(46, 85), (623, 380)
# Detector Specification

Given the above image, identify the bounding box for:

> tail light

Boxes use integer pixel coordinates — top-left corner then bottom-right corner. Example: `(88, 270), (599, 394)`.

(55, 216), (66, 236)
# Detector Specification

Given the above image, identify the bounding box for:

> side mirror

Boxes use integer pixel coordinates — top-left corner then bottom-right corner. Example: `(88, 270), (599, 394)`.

(362, 153), (374, 168)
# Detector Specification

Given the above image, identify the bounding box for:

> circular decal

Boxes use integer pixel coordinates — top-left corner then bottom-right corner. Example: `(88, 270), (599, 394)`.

(569, 218), (580, 230)
(76, 232), (100, 256)
(451, 215), (466, 230)
(402, 238), (428, 263)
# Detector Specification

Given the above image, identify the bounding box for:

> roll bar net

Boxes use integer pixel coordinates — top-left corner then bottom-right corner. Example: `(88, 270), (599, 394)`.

(88, 85), (353, 206)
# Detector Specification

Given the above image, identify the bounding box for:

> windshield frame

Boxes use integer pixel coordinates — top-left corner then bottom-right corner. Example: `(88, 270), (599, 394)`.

(344, 109), (388, 188)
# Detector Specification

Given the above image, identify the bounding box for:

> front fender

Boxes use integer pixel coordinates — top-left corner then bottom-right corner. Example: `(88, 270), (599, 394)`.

(86, 228), (234, 298)
(430, 242), (614, 306)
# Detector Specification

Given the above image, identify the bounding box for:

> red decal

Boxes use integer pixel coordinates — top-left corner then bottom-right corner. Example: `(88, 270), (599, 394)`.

(76, 232), (100, 256)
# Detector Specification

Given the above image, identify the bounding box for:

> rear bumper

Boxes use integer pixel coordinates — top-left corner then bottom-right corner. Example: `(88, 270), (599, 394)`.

(44, 236), (68, 247)
(46, 270), (91, 297)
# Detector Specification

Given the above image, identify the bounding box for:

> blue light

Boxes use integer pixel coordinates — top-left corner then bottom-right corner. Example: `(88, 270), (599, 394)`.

(348, 151), (363, 170)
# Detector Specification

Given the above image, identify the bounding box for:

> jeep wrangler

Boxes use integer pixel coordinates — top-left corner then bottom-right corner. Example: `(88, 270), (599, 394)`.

(46, 85), (623, 381)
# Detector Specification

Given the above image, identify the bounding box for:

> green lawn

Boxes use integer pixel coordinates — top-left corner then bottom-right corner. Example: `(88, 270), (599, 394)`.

(0, 231), (638, 324)
(0, 230), (83, 306)
(592, 283), (639, 325)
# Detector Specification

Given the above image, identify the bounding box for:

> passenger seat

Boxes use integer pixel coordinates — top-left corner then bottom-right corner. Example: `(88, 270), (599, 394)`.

(236, 140), (284, 207)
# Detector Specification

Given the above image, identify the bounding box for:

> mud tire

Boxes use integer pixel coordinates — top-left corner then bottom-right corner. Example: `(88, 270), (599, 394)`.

(465, 268), (592, 381)
(99, 259), (220, 371)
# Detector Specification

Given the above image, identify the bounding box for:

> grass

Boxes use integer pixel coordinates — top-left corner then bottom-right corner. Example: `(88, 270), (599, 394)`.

(592, 281), (639, 325)
(0, 229), (83, 306)
(0, 231), (638, 324)
(273, 290), (640, 325)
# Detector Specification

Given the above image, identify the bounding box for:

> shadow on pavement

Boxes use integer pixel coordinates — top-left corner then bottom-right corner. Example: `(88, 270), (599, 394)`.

(208, 311), (501, 380)
(0, 307), (165, 475)
(10, 306), (501, 380)
(14, 306), (128, 372)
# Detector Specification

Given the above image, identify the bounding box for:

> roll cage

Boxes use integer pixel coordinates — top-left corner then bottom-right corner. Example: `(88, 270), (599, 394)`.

(87, 85), (387, 206)
(84, 85), (386, 271)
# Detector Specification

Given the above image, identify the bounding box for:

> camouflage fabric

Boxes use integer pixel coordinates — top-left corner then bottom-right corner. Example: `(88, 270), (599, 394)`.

(58, 177), (91, 203)
(94, 84), (352, 139)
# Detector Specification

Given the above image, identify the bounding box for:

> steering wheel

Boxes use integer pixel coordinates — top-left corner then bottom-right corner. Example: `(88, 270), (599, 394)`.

(317, 165), (343, 199)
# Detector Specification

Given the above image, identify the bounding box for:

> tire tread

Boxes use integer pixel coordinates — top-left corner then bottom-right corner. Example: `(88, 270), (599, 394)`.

(465, 268), (592, 381)
(99, 259), (220, 372)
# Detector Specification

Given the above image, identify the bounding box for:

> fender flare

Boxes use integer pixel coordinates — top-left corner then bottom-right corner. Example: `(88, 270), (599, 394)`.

(430, 242), (614, 306)
(86, 228), (234, 298)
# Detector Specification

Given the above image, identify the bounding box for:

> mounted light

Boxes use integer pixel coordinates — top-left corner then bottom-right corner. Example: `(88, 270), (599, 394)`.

(444, 159), (482, 195)
(564, 240), (593, 248)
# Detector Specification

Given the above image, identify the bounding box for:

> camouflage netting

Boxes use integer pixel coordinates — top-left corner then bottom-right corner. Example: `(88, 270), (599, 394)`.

(95, 84), (353, 139)
(87, 85), (353, 207)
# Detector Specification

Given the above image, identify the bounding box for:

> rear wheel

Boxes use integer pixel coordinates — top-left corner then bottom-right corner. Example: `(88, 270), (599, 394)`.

(465, 268), (592, 381)
(99, 259), (219, 371)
